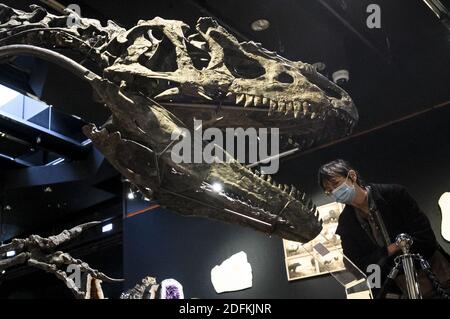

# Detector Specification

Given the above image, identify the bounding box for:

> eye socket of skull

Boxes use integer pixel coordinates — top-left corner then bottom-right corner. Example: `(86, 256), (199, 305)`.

(139, 30), (178, 72)
(209, 30), (265, 79)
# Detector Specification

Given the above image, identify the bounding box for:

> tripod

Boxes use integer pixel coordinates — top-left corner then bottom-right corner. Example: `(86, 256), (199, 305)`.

(378, 233), (449, 299)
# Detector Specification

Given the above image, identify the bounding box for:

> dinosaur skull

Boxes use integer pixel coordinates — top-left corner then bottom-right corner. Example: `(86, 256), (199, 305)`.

(0, 4), (357, 149)
(104, 17), (357, 143)
(104, 18), (358, 151)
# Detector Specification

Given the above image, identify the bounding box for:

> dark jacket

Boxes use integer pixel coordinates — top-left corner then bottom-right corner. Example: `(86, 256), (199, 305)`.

(335, 183), (438, 278)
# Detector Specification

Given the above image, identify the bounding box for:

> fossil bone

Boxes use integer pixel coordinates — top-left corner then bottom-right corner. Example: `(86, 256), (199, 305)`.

(0, 4), (360, 243)
(0, 221), (123, 299)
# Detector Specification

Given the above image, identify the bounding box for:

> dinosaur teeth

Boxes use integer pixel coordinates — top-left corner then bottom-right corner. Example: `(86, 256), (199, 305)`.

(267, 175), (272, 183)
(270, 100), (278, 109)
(244, 94), (254, 107)
(293, 101), (301, 112)
(226, 91), (233, 97)
(268, 100), (277, 116)
(294, 110), (299, 118)
(278, 101), (286, 112)
(285, 101), (293, 114)
(254, 96), (262, 106)
(236, 94), (245, 104)
(154, 87), (180, 100)
(303, 102), (309, 115)
(311, 112), (317, 119)
(289, 185), (297, 197)
(262, 97), (269, 105)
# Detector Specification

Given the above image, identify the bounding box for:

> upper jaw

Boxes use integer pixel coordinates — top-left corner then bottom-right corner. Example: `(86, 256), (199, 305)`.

(155, 83), (356, 125)
(222, 90), (336, 120)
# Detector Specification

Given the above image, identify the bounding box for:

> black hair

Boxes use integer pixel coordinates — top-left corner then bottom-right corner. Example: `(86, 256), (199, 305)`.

(317, 159), (365, 190)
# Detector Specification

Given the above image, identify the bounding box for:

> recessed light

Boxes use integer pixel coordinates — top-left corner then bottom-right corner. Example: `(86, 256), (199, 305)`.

(102, 223), (113, 233)
(251, 19), (270, 31)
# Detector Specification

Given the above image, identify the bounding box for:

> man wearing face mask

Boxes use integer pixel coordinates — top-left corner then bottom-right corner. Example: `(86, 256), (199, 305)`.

(317, 159), (450, 298)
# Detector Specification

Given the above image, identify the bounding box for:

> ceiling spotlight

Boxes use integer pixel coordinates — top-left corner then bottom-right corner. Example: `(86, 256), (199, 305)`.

(332, 69), (350, 85)
(251, 19), (270, 32)
(212, 182), (223, 193)
(127, 190), (135, 200)
(1, 270), (5, 274)
(4, 205), (12, 211)
(6, 250), (15, 257)
(44, 186), (53, 193)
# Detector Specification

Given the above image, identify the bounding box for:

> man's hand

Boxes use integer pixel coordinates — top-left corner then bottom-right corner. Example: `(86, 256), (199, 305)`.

(387, 243), (401, 256)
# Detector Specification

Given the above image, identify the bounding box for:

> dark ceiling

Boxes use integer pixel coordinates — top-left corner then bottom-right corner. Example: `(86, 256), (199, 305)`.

(0, 0), (449, 241)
